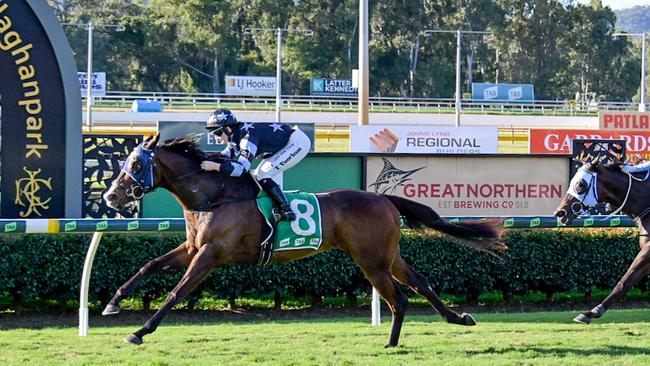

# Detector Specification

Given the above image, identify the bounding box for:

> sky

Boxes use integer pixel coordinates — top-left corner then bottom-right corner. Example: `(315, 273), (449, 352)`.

(576, 0), (650, 10)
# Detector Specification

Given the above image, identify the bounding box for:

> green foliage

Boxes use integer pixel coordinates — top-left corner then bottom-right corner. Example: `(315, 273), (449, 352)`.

(55, 0), (644, 101)
(0, 228), (644, 311)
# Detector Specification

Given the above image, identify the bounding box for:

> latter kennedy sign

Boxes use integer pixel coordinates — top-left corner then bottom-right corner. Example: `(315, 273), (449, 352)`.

(599, 111), (650, 130)
(530, 128), (650, 160)
(366, 156), (567, 215)
(310, 78), (357, 96)
(350, 125), (498, 154)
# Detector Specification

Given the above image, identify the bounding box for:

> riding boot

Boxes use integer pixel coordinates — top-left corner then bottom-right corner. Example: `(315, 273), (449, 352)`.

(260, 178), (296, 221)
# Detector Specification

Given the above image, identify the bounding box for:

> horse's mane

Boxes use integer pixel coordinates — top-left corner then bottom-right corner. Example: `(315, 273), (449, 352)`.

(160, 135), (208, 164)
(158, 135), (257, 192)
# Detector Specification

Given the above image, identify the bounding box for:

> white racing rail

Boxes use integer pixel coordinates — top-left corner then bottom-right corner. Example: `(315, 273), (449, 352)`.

(88, 91), (641, 115)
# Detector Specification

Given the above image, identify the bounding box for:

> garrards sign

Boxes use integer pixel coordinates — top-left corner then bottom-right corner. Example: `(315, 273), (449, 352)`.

(0, 0), (81, 218)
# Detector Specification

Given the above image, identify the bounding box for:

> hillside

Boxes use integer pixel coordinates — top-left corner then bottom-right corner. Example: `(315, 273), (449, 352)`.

(615, 5), (650, 33)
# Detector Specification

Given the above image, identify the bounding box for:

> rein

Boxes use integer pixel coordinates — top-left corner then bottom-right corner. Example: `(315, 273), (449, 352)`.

(601, 170), (649, 220)
(601, 172), (632, 219)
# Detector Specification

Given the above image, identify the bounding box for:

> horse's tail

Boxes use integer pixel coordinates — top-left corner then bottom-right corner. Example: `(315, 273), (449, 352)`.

(383, 194), (507, 254)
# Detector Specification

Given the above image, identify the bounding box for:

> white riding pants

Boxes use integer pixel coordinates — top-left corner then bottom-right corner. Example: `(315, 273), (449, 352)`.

(252, 127), (311, 181)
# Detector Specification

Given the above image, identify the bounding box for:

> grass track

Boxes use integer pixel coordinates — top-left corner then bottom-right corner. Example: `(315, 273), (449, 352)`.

(2, 309), (650, 365)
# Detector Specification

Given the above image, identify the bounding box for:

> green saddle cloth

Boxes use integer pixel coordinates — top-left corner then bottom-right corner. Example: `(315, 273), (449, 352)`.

(256, 191), (323, 251)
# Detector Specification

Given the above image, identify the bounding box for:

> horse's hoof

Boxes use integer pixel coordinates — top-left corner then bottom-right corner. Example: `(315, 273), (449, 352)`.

(573, 314), (592, 325)
(384, 343), (397, 348)
(462, 313), (477, 326)
(124, 334), (143, 345)
(102, 304), (121, 316)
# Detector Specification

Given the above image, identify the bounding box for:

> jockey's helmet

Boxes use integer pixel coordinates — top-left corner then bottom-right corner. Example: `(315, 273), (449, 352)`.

(206, 108), (238, 136)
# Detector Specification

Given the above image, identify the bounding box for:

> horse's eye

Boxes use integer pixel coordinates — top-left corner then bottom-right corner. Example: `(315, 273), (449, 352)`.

(130, 159), (143, 173)
(574, 179), (587, 195)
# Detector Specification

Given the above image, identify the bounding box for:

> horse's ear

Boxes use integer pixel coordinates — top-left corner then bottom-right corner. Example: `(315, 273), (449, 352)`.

(145, 134), (160, 149)
(591, 156), (600, 165)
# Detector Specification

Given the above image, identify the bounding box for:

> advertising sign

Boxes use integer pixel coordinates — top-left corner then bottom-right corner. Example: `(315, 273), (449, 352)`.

(530, 128), (650, 160)
(366, 156), (567, 215)
(78, 71), (106, 96)
(158, 121), (316, 152)
(471, 83), (535, 103)
(350, 125), (498, 154)
(0, 0), (82, 218)
(599, 111), (650, 130)
(310, 78), (357, 96)
(225, 76), (276, 96)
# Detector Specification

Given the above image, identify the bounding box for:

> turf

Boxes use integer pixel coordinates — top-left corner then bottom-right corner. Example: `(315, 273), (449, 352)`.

(2, 309), (650, 365)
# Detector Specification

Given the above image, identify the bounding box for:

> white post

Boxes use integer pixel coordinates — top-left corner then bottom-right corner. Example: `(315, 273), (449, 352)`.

(79, 232), (103, 336)
(640, 33), (647, 112)
(86, 22), (94, 130)
(371, 288), (381, 326)
(455, 29), (461, 127)
(275, 28), (282, 123)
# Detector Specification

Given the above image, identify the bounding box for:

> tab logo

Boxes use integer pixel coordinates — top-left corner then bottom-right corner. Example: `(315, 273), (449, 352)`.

(64, 221), (77, 232)
(158, 221), (170, 231)
(484, 86), (498, 100)
(508, 87), (523, 100)
(279, 238), (291, 247)
(610, 217), (621, 227)
(4, 222), (17, 232)
(504, 218), (514, 228)
(127, 221), (139, 231)
(96, 221), (108, 231)
(529, 218), (541, 227)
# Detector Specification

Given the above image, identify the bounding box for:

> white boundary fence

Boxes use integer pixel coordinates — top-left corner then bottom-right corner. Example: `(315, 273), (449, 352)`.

(0, 215), (636, 336)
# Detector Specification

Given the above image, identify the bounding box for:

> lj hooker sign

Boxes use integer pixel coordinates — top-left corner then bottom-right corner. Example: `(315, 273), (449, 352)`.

(0, 0), (82, 218)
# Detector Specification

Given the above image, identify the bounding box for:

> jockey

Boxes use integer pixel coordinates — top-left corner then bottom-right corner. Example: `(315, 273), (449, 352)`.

(200, 109), (311, 221)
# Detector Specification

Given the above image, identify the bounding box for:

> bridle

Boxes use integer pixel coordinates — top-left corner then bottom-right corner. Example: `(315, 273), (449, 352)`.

(567, 165), (645, 219)
(119, 144), (157, 200)
(566, 167), (599, 216)
(118, 143), (202, 201)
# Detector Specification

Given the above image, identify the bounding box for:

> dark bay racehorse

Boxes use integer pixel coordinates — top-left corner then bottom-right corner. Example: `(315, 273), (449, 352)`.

(554, 160), (650, 324)
(103, 134), (505, 347)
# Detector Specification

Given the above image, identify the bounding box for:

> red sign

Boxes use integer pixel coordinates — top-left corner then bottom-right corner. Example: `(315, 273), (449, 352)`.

(530, 129), (650, 158)
(599, 111), (650, 130)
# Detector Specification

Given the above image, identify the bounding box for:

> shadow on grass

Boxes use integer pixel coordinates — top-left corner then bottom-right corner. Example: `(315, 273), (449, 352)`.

(466, 345), (650, 357)
(2, 307), (650, 330)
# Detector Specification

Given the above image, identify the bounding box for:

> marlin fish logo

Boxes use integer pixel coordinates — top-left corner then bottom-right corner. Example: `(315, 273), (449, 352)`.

(368, 158), (424, 194)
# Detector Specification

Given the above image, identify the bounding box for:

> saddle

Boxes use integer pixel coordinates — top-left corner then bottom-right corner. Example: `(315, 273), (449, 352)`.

(255, 191), (323, 265)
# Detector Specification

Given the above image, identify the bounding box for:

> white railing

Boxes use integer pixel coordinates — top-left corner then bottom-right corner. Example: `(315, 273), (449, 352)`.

(87, 91), (642, 115)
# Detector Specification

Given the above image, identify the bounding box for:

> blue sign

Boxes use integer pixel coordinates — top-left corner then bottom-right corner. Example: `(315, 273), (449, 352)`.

(310, 78), (357, 96)
(471, 83), (534, 103)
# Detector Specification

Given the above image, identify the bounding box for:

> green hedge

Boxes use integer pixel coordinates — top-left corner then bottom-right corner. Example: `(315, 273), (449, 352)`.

(0, 228), (643, 311)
